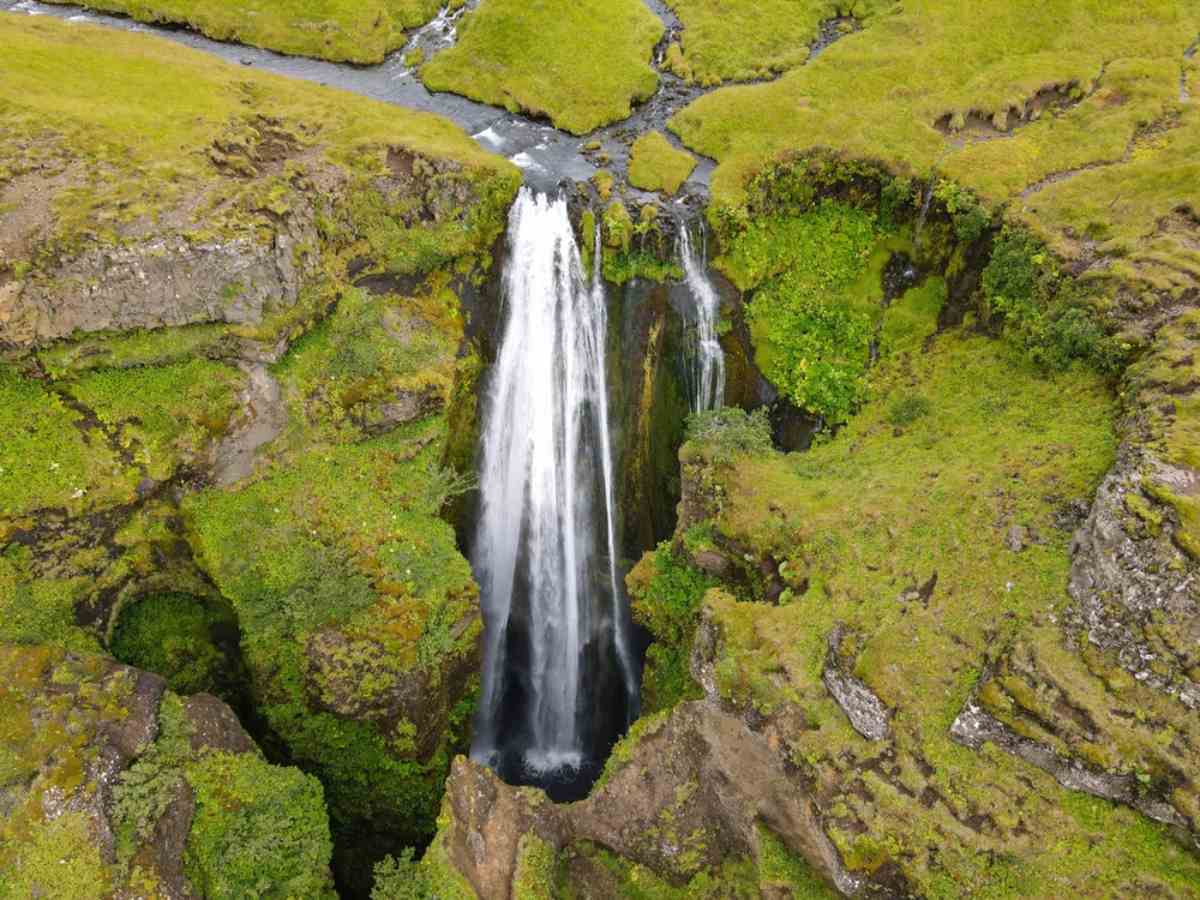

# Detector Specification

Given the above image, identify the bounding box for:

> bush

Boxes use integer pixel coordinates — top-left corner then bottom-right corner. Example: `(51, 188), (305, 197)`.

(371, 849), (432, 900)
(886, 395), (932, 427)
(933, 180), (991, 242)
(982, 227), (1128, 375)
(686, 408), (774, 461)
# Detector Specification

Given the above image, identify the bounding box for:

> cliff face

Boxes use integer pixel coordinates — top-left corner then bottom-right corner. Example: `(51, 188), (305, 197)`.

(0, 15), (519, 895)
(0, 642), (337, 898)
(427, 159), (1200, 897)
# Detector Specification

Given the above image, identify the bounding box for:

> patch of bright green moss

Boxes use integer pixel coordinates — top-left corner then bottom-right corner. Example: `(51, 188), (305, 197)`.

(44, 0), (441, 64)
(628, 132), (697, 196)
(420, 0), (663, 134)
(0, 364), (135, 518)
(184, 750), (336, 899)
(67, 358), (246, 481)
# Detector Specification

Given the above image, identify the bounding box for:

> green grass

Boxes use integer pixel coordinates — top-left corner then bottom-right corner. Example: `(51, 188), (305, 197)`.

(663, 0), (884, 85)
(0, 14), (515, 255)
(641, 320), (1200, 893)
(668, 0), (1200, 293)
(628, 131), (697, 196)
(420, 0), (663, 134)
(43, 0), (442, 63)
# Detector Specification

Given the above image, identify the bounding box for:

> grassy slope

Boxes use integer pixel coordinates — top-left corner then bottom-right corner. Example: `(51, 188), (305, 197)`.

(669, 0), (1200, 292)
(420, 0), (663, 134)
(0, 14), (511, 254)
(41, 0), (441, 63)
(663, 0), (884, 85)
(655, 312), (1200, 894)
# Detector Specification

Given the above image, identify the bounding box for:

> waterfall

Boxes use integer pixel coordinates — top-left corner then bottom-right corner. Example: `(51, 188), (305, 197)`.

(679, 225), (726, 412)
(471, 188), (638, 783)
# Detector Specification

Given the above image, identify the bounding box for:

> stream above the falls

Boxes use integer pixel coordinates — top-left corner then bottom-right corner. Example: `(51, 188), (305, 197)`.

(0, 0), (716, 196)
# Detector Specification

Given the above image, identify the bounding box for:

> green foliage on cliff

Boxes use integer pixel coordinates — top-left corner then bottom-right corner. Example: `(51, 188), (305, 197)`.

(421, 0), (663, 134)
(982, 227), (1129, 374)
(184, 417), (478, 842)
(725, 201), (882, 423)
(669, 0), (1199, 298)
(626, 542), (715, 715)
(43, 0), (441, 63)
(110, 592), (241, 700)
(670, 326), (1186, 893)
(628, 132), (697, 196)
(185, 751), (336, 899)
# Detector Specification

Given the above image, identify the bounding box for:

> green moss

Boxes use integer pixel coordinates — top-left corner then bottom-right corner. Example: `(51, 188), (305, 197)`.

(0, 364), (135, 518)
(44, 0), (440, 64)
(184, 750), (335, 898)
(0, 547), (101, 652)
(110, 592), (242, 700)
(512, 834), (558, 899)
(628, 132), (697, 196)
(420, 0), (663, 134)
(625, 543), (718, 715)
(183, 418), (478, 841)
(755, 825), (838, 898)
(37, 323), (233, 378)
(67, 359), (246, 481)
(664, 0), (885, 85)
(0, 811), (110, 900)
(730, 201), (881, 422)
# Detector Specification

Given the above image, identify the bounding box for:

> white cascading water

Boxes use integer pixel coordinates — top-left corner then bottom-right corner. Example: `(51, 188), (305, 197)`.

(472, 187), (638, 775)
(679, 226), (726, 412)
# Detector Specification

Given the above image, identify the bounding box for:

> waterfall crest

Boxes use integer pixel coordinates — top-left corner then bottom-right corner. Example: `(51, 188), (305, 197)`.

(679, 225), (726, 412)
(471, 188), (638, 789)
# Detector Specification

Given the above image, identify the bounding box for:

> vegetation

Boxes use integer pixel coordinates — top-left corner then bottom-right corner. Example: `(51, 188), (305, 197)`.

(0, 14), (514, 261)
(664, 0), (883, 85)
(421, 0), (663, 134)
(628, 132), (697, 196)
(669, 0), (1200, 298)
(0, 645), (334, 898)
(110, 592), (242, 701)
(44, 0), (442, 63)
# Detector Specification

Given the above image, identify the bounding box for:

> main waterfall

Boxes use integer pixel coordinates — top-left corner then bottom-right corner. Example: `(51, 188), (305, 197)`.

(679, 226), (726, 413)
(471, 188), (639, 795)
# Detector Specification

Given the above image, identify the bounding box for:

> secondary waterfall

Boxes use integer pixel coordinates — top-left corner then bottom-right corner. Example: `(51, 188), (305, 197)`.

(679, 226), (726, 412)
(471, 188), (639, 794)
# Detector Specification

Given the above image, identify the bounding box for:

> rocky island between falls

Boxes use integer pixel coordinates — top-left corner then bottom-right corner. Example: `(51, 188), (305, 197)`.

(1, 1), (1199, 898)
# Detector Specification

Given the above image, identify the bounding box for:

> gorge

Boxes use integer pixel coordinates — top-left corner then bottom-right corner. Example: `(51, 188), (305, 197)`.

(2, 1), (1199, 898)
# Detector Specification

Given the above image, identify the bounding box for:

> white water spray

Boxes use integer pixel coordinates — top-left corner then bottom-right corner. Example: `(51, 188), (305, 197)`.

(472, 188), (638, 774)
(679, 226), (726, 412)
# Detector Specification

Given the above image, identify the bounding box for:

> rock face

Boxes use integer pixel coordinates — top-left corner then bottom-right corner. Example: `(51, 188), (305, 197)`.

(0, 642), (335, 898)
(439, 700), (862, 900)
(0, 231), (315, 347)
